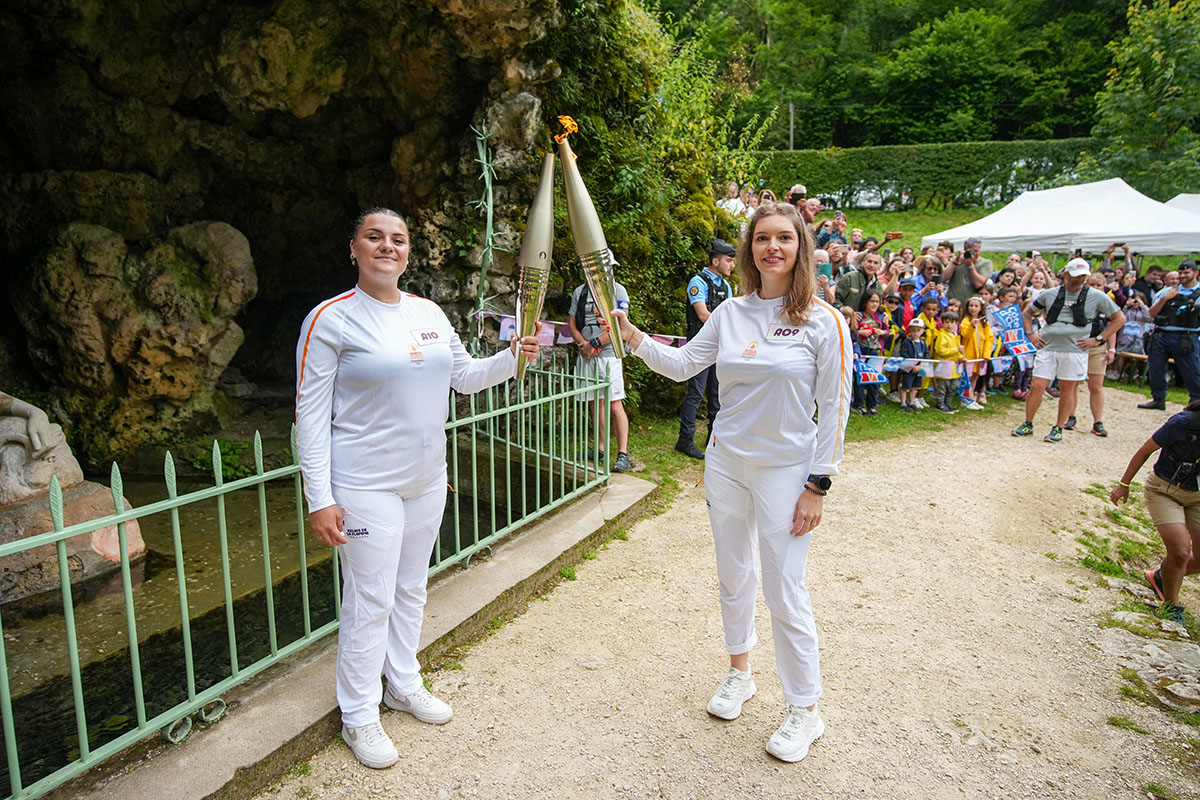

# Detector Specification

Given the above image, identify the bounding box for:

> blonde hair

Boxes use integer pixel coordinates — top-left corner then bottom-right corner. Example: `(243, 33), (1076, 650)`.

(735, 202), (816, 325)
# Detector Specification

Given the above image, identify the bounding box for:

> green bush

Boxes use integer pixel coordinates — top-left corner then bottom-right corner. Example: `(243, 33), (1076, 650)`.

(530, 0), (754, 413)
(755, 138), (1096, 210)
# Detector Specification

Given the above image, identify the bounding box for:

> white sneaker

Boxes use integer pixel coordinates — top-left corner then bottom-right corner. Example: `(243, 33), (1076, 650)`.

(342, 722), (399, 769)
(384, 683), (453, 724)
(706, 668), (756, 720)
(766, 705), (824, 762)
(963, 400), (984, 410)
(913, 397), (928, 409)
(886, 390), (902, 405)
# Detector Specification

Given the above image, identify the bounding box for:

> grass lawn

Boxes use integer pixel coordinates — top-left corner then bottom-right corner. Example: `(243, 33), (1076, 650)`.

(1105, 378), (1192, 406)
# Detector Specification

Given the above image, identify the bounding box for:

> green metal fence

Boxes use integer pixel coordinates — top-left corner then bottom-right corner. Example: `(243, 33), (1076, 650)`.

(0, 358), (608, 799)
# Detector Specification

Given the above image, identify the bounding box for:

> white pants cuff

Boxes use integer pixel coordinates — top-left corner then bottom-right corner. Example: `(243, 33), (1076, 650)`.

(725, 630), (758, 656)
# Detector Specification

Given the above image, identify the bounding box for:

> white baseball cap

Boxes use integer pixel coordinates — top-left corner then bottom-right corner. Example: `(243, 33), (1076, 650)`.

(1064, 257), (1091, 277)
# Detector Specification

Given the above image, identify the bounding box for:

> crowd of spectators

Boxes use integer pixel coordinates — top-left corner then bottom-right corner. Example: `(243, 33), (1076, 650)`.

(716, 180), (1186, 434)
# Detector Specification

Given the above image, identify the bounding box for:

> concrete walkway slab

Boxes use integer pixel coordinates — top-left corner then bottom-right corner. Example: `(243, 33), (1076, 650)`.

(50, 475), (656, 800)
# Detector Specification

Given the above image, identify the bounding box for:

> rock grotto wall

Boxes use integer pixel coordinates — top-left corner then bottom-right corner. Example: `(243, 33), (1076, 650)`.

(0, 0), (565, 466)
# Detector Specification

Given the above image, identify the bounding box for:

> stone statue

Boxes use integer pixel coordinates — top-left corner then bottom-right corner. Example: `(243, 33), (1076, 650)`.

(0, 391), (84, 507)
(0, 392), (143, 607)
(0, 392), (54, 457)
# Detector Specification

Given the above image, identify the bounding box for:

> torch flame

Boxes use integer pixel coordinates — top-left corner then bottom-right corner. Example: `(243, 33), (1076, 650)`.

(554, 115), (578, 144)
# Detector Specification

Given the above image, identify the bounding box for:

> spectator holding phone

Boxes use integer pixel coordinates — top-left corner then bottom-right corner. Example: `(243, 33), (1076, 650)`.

(815, 213), (848, 248)
(943, 237), (994, 304)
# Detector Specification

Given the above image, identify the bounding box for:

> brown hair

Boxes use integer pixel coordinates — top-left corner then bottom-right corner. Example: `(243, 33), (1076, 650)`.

(735, 201), (816, 325)
(351, 207), (408, 238)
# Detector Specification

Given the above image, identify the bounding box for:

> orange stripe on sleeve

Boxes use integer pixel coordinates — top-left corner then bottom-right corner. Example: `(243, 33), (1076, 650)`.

(815, 297), (848, 457)
(295, 291), (355, 407)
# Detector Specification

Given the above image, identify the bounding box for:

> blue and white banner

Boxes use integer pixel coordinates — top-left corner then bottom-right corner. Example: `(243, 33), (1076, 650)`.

(991, 305), (1038, 357)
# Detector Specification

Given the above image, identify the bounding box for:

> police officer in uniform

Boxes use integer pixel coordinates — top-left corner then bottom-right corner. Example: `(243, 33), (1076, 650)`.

(676, 238), (736, 459)
(1140, 260), (1200, 410)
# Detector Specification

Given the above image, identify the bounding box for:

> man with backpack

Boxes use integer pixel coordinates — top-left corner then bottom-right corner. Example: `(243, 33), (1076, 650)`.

(1012, 258), (1125, 443)
(676, 238), (735, 459)
(568, 278), (632, 472)
(1138, 260), (1200, 411)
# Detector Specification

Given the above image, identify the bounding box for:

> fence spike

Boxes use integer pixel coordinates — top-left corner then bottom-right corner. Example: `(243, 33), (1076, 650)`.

(164, 450), (177, 498)
(49, 474), (64, 530)
(109, 461), (124, 513)
(290, 424), (299, 466)
(212, 439), (224, 487)
(254, 431), (264, 474)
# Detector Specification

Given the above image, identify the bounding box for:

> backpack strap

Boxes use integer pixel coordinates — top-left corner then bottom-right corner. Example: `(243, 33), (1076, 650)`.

(574, 282), (590, 334)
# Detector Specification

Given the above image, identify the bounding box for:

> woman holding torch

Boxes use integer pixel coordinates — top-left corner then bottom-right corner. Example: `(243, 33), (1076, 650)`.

(295, 208), (540, 769)
(606, 201), (852, 762)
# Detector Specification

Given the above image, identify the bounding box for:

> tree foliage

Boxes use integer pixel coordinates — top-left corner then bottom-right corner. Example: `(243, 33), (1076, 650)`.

(1075, 0), (1200, 200)
(661, 0), (1126, 149)
(528, 0), (754, 409)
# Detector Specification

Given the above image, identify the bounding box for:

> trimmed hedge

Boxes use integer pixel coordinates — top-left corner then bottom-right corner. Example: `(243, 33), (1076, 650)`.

(755, 138), (1096, 210)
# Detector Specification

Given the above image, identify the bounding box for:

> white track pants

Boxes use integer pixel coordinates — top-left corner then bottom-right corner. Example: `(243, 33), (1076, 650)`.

(331, 481), (447, 728)
(704, 444), (822, 707)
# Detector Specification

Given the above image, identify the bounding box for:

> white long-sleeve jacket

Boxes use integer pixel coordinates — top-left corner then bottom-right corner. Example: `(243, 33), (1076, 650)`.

(633, 293), (852, 475)
(295, 287), (516, 512)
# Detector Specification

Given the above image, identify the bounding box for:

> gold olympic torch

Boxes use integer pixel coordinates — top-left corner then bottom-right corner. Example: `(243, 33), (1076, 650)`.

(514, 152), (556, 380)
(556, 116), (626, 359)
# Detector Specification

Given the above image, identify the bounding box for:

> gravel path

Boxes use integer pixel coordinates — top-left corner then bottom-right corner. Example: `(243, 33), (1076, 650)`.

(256, 388), (1199, 799)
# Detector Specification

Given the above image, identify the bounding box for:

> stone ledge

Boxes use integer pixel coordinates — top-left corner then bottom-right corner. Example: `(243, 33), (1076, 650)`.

(48, 474), (658, 800)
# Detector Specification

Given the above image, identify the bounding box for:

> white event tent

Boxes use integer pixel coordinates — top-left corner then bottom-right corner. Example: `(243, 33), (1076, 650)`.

(1167, 193), (1200, 218)
(921, 178), (1200, 255)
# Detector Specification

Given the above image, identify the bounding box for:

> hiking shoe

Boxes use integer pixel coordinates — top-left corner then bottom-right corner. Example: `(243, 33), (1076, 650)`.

(675, 439), (705, 460)
(1167, 605), (1186, 625)
(1044, 426), (1063, 443)
(902, 404), (915, 414)
(766, 705), (824, 763)
(1012, 421), (1034, 436)
(707, 668), (756, 720)
(342, 722), (399, 769)
(1146, 568), (1167, 603)
(1092, 421), (1108, 437)
(1138, 399), (1167, 410)
(1064, 415), (1076, 431)
(936, 403), (957, 414)
(384, 684), (453, 724)
(612, 452), (632, 473)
